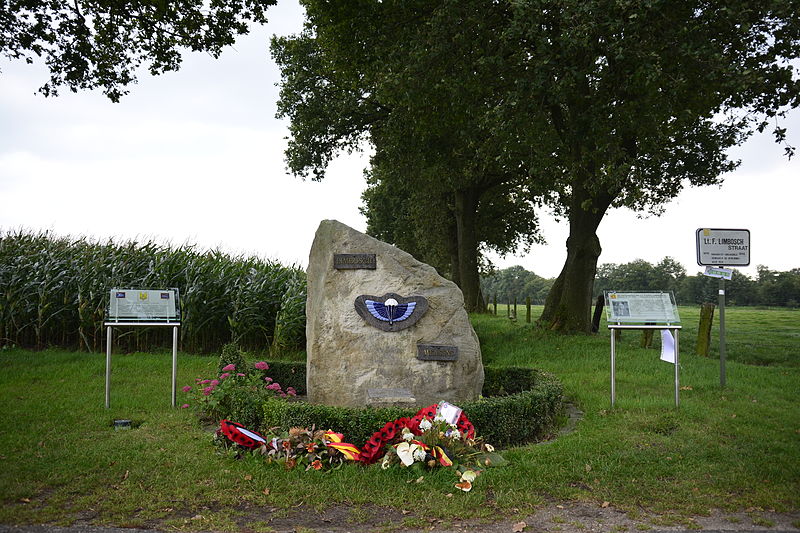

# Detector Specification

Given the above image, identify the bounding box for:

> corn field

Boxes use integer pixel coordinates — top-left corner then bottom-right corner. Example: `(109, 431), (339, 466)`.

(0, 230), (306, 354)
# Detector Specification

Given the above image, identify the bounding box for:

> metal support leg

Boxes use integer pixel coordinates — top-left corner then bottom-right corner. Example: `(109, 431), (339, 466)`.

(105, 326), (112, 409)
(171, 326), (178, 408)
(674, 329), (680, 407)
(610, 328), (616, 407)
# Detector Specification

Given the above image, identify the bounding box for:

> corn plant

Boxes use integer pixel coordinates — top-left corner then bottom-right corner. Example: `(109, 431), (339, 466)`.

(0, 230), (307, 354)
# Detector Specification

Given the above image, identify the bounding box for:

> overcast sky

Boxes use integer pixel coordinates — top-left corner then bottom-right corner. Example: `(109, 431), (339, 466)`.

(2, 0), (798, 280)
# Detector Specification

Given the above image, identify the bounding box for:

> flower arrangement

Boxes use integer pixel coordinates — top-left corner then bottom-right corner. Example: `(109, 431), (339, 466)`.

(183, 361), (296, 419)
(214, 402), (505, 492)
(214, 421), (359, 472)
(376, 402), (504, 491)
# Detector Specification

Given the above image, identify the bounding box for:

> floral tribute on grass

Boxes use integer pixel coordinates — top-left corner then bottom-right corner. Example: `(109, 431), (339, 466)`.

(215, 401), (505, 491)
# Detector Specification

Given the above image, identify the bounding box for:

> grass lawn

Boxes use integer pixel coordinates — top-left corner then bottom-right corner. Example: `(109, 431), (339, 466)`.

(0, 306), (798, 530)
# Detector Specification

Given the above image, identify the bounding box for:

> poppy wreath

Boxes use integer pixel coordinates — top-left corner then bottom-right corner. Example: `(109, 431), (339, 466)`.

(358, 404), (475, 465)
(219, 419), (267, 449)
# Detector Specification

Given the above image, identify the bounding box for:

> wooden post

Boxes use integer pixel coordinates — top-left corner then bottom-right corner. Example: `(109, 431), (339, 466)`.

(640, 323), (655, 348)
(506, 296), (510, 317)
(526, 296), (531, 323)
(591, 295), (604, 333)
(513, 296), (517, 318)
(696, 302), (715, 357)
(493, 293), (497, 315)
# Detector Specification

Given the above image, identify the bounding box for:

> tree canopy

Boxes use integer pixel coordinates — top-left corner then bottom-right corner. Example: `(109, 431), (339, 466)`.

(271, 1), (545, 311)
(274, 0), (799, 328)
(2, 0), (275, 101)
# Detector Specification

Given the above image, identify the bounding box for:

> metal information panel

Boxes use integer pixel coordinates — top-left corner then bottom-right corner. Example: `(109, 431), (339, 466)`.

(604, 290), (681, 408)
(696, 228), (750, 266)
(604, 291), (680, 324)
(108, 289), (179, 322)
(105, 288), (181, 409)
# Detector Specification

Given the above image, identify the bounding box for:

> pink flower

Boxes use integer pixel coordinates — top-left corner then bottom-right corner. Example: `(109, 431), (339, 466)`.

(200, 379), (211, 384)
(287, 387), (297, 397)
(181, 404), (190, 409)
(222, 364), (236, 372)
(182, 385), (192, 392)
(219, 373), (230, 380)
(280, 393), (287, 398)
(195, 378), (202, 383)
(236, 373), (246, 377)
(202, 386), (214, 396)
(254, 361), (269, 370)
(210, 379), (220, 386)
(264, 376), (273, 383)
(266, 383), (282, 391)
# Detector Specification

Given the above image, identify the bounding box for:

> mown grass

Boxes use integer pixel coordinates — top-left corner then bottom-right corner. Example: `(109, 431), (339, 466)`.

(0, 306), (798, 528)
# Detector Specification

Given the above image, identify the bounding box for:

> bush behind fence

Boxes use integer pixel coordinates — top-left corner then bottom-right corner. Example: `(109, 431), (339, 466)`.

(0, 230), (307, 354)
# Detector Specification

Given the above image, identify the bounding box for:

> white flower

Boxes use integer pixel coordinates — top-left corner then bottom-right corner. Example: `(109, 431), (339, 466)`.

(413, 447), (427, 462)
(485, 443), (495, 453)
(433, 414), (446, 423)
(460, 469), (478, 482)
(419, 418), (433, 431)
(401, 427), (414, 441)
(447, 428), (461, 440)
(381, 457), (391, 470)
(395, 442), (417, 466)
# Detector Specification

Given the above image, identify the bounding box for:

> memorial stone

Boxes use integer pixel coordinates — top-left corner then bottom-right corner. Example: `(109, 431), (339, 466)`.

(306, 220), (484, 408)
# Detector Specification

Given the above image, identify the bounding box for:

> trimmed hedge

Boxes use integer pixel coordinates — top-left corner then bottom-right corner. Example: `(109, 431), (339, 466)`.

(257, 366), (563, 448)
(264, 360), (306, 394)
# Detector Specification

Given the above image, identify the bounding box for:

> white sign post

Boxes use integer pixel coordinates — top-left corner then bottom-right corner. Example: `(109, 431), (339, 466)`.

(696, 228), (750, 388)
(105, 289), (181, 408)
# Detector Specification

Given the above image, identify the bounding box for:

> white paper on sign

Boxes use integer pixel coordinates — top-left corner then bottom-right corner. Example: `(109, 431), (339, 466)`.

(660, 330), (676, 364)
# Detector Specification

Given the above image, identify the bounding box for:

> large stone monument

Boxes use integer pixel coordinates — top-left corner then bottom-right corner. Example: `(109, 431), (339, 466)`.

(306, 220), (484, 408)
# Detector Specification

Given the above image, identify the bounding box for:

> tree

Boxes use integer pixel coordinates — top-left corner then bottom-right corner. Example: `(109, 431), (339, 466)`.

(271, 1), (543, 312)
(273, 1), (799, 324)
(498, 0), (800, 332)
(1, 0), (274, 101)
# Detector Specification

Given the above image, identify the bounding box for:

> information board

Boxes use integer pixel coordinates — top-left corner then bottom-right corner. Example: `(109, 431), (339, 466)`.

(604, 291), (680, 324)
(696, 228), (750, 266)
(703, 266), (733, 280)
(108, 289), (180, 322)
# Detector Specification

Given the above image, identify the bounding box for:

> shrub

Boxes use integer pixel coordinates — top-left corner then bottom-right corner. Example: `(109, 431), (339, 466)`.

(217, 343), (248, 375)
(259, 366), (563, 448)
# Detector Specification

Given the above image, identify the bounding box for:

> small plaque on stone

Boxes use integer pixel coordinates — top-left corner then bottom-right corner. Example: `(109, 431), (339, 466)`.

(417, 344), (459, 362)
(333, 253), (376, 270)
(367, 388), (416, 408)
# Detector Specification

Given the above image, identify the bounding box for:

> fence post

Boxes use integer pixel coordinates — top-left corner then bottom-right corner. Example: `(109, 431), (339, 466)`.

(513, 296), (517, 319)
(493, 294), (497, 315)
(696, 302), (715, 357)
(640, 323), (655, 348)
(591, 295), (604, 333)
(526, 296), (531, 323)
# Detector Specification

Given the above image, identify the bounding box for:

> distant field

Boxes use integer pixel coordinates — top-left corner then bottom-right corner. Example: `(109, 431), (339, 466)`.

(490, 304), (799, 367)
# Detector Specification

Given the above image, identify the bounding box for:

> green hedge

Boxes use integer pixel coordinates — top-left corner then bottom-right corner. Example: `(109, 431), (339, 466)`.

(258, 366), (563, 448)
(264, 360), (306, 394)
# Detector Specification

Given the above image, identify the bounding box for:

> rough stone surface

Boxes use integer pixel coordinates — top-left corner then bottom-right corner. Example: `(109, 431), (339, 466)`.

(306, 219), (484, 408)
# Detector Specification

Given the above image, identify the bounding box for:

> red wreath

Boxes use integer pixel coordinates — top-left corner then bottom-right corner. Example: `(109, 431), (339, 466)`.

(219, 419), (267, 449)
(358, 404), (475, 464)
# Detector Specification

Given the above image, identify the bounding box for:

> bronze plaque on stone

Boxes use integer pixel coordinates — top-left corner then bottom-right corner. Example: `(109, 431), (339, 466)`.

(417, 344), (459, 362)
(333, 253), (376, 270)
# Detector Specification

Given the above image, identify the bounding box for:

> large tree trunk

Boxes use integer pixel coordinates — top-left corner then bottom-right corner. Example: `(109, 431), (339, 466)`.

(454, 187), (486, 313)
(446, 217), (461, 287)
(540, 184), (612, 332)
